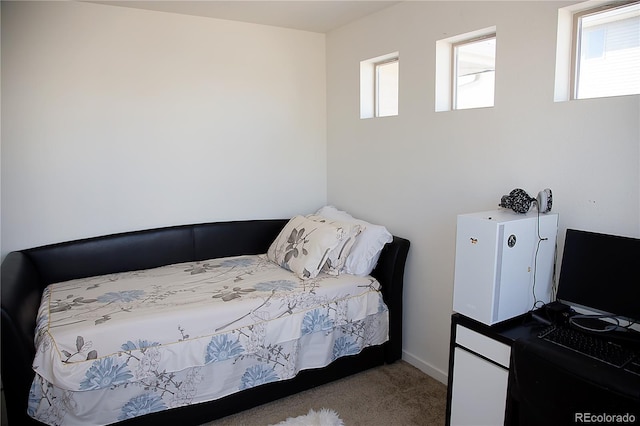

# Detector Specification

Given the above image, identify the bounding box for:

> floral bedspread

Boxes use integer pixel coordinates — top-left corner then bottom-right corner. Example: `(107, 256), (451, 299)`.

(28, 254), (389, 425)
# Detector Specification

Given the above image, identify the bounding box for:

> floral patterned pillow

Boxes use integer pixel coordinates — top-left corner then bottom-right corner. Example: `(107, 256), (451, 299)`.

(315, 205), (393, 276)
(267, 215), (347, 279)
(306, 214), (362, 275)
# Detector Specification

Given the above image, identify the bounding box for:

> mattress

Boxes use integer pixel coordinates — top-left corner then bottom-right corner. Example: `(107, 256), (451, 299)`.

(28, 254), (389, 425)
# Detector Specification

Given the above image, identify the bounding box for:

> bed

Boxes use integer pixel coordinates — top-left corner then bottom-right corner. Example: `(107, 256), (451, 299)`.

(1, 208), (410, 426)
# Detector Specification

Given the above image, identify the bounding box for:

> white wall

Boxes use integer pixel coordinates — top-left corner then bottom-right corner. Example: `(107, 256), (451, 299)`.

(326, 0), (640, 382)
(2, 0), (639, 387)
(1, 1), (326, 256)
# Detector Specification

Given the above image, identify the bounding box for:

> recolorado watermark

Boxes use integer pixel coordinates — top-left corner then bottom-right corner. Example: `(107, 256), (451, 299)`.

(575, 412), (637, 424)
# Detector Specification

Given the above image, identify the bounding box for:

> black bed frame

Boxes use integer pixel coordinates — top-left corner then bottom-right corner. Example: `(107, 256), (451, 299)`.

(1, 219), (410, 425)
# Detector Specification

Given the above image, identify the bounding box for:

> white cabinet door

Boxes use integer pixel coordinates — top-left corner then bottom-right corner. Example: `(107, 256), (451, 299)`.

(450, 347), (509, 426)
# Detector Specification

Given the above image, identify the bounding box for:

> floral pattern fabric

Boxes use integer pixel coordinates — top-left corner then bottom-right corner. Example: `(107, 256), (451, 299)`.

(28, 254), (388, 425)
(267, 215), (361, 279)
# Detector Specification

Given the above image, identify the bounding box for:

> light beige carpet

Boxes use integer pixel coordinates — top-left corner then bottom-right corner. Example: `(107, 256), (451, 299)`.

(204, 360), (447, 426)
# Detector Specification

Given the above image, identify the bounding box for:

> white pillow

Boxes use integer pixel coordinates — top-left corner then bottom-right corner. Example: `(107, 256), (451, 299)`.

(315, 206), (393, 276)
(267, 215), (345, 279)
(306, 214), (362, 275)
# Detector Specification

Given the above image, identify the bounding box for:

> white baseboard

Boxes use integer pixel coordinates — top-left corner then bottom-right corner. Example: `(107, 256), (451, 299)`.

(401, 350), (449, 385)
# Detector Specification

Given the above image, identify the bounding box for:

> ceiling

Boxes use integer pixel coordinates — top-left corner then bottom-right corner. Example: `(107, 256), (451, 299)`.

(90, 1), (402, 33)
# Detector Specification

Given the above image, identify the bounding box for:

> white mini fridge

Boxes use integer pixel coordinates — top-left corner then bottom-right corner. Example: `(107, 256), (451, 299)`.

(453, 209), (558, 325)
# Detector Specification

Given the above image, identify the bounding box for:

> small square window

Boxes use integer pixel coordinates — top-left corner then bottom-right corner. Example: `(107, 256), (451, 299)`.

(573, 1), (640, 99)
(360, 52), (399, 119)
(375, 59), (399, 117)
(435, 27), (496, 112)
(453, 35), (496, 110)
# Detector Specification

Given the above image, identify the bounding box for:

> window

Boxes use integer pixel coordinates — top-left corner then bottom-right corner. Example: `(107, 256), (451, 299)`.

(375, 59), (399, 117)
(573, 1), (640, 99)
(435, 27), (496, 112)
(453, 35), (496, 109)
(360, 52), (399, 119)
(571, 1), (640, 99)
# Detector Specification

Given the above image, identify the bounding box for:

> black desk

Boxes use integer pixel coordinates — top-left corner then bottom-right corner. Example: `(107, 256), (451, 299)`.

(446, 312), (640, 426)
(508, 331), (640, 425)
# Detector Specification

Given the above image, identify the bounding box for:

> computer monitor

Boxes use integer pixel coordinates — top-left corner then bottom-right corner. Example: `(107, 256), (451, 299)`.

(556, 229), (640, 323)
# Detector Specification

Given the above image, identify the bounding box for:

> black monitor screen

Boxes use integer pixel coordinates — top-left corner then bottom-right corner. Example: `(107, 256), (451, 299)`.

(557, 229), (640, 323)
